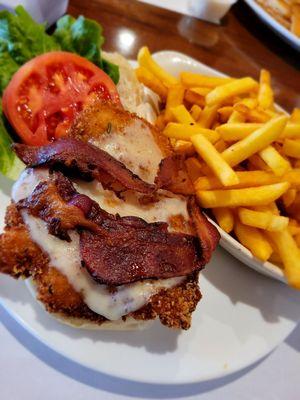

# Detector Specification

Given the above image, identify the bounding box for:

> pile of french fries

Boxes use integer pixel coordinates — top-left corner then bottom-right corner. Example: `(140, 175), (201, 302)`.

(136, 46), (300, 289)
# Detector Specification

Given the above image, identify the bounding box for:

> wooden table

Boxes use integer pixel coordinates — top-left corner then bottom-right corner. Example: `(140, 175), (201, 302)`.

(68, 0), (299, 111)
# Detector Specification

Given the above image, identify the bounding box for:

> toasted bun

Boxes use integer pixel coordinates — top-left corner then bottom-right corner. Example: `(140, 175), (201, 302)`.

(26, 278), (154, 330)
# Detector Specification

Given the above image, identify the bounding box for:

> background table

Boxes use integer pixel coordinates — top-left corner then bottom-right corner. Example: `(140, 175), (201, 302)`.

(1, 0), (300, 398)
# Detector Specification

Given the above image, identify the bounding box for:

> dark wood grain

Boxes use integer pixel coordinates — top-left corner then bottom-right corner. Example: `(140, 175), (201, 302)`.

(68, 0), (300, 111)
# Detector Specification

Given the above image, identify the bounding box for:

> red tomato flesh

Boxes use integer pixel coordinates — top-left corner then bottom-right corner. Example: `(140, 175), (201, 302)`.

(2, 51), (120, 146)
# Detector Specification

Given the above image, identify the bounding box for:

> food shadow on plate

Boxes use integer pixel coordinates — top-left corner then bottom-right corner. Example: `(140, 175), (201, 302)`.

(0, 303), (269, 398)
(0, 274), (180, 354)
(202, 247), (300, 324)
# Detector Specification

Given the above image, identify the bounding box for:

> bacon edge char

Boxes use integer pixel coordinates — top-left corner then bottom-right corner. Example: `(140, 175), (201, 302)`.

(17, 174), (219, 286)
(13, 138), (156, 195)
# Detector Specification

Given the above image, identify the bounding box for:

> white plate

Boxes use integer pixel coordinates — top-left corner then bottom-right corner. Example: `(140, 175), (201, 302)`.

(0, 51), (300, 385)
(244, 0), (300, 50)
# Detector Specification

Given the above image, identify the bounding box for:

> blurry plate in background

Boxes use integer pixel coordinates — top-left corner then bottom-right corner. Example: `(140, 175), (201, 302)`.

(244, 0), (300, 50)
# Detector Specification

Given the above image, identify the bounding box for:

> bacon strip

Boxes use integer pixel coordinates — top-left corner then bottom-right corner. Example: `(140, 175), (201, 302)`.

(13, 138), (156, 195)
(18, 174), (211, 285)
(155, 154), (194, 195)
(187, 197), (220, 265)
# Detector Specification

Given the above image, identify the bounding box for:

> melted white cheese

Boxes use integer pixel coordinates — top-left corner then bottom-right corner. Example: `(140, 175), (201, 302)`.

(12, 169), (186, 320)
(91, 119), (163, 184)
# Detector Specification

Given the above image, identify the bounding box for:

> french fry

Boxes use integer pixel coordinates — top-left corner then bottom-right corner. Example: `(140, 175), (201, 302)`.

(282, 139), (300, 159)
(269, 252), (283, 266)
(173, 140), (195, 156)
(137, 46), (178, 87)
(267, 229), (300, 288)
(185, 157), (203, 182)
(212, 208), (234, 233)
(291, 108), (300, 123)
(164, 85), (185, 122)
(135, 67), (168, 100)
(190, 104), (202, 121)
(221, 116), (288, 167)
(163, 123), (220, 143)
(214, 139), (227, 152)
(295, 234), (300, 248)
(234, 104), (271, 123)
(218, 106), (234, 123)
(184, 89), (205, 107)
(206, 77), (258, 106)
(258, 69), (274, 109)
(238, 208), (289, 231)
(197, 105), (219, 128)
(282, 188), (297, 208)
(259, 145), (291, 176)
(291, 4), (300, 37)
(190, 87), (212, 96)
(171, 105), (195, 125)
(191, 134), (239, 186)
(234, 220), (273, 261)
(228, 110), (245, 123)
(196, 182), (290, 208)
(253, 202), (280, 215)
(288, 224), (300, 236)
(180, 72), (233, 88)
(248, 154), (271, 171)
(217, 123), (300, 142)
(194, 170), (299, 191)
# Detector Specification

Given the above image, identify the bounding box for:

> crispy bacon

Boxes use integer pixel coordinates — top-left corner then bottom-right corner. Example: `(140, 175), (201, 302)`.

(17, 174), (212, 285)
(155, 154), (194, 195)
(17, 173), (100, 241)
(13, 138), (156, 195)
(187, 197), (220, 265)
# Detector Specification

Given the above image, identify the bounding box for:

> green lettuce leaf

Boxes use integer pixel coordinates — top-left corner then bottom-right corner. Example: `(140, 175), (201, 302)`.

(0, 5), (59, 66)
(0, 6), (119, 181)
(53, 15), (119, 84)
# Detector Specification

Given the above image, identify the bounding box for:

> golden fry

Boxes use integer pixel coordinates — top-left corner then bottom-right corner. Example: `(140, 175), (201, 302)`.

(180, 72), (233, 88)
(234, 220), (273, 261)
(164, 85), (185, 122)
(195, 170), (279, 190)
(228, 110), (245, 123)
(135, 66), (168, 100)
(291, 108), (300, 123)
(221, 116), (288, 167)
(267, 229), (300, 288)
(238, 208), (289, 231)
(184, 89), (205, 107)
(212, 208), (234, 233)
(190, 104), (202, 121)
(259, 145), (291, 176)
(197, 182), (290, 208)
(163, 123), (220, 143)
(171, 105), (195, 125)
(190, 87), (212, 96)
(258, 69), (274, 109)
(137, 46), (178, 87)
(282, 188), (297, 208)
(206, 77), (258, 106)
(218, 106), (234, 123)
(197, 105), (219, 128)
(173, 140), (195, 156)
(191, 134), (239, 186)
(283, 139), (300, 159)
(217, 123), (300, 142)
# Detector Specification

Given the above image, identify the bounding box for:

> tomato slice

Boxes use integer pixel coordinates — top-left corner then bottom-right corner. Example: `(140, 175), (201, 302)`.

(2, 51), (120, 146)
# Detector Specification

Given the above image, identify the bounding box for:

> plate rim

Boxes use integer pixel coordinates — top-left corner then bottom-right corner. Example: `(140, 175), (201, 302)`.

(244, 0), (300, 49)
(0, 49), (298, 385)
